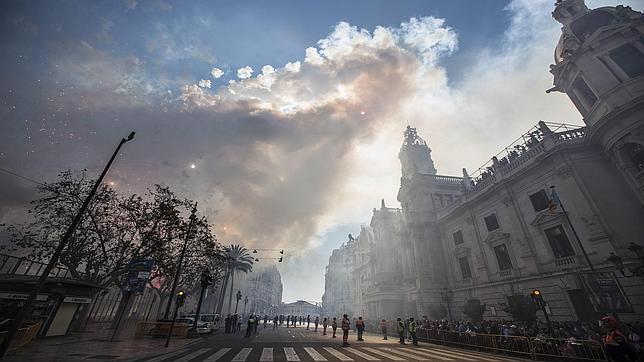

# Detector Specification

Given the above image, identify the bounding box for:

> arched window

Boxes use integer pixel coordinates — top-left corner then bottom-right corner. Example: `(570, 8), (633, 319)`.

(626, 143), (644, 171)
(610, 44), (644, 78)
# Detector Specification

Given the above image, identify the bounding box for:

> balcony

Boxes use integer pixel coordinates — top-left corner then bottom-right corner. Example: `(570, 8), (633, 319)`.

(554, 255), (577, 268)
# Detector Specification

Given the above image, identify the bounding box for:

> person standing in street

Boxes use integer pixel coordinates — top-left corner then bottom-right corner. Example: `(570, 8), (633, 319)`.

(314, 316), (319, 332)
(341, 314), (351, 346)
(355, 317), (365, 341)
(396, 318), (406, 345)
(254, 316), (259, 334)
(273, 315), (278, 329)
(332, 317), (338, 338)
(245, 315), (255, 337)
(322, 317), (328, 335)
(307, 315), (311, 330)
(409, 317), (418, 345)
(380, 319), (388, 340)
(263, 315), (268, 329)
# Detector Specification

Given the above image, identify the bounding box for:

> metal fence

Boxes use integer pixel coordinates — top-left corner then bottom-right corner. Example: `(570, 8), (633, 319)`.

(376, 327), (609, 361)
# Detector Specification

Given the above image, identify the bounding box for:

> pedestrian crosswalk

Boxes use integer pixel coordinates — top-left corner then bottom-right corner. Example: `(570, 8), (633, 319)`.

(145, 345), (524, 361)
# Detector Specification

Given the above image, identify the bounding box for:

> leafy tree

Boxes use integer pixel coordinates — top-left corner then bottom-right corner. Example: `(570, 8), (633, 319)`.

(463, 299), (486, 321)
(500, 295), (538, 325)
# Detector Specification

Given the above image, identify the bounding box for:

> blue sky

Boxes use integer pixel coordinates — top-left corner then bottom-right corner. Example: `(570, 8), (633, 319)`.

(1, 0), (641, 303)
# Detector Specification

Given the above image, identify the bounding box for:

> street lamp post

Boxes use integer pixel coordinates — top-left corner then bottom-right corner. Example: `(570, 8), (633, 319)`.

(235, 290), (242, 314)
(0, 131), (135, 358)
(442, 288), (453, 321)
(189, 269), (213, 338)
(163, 203), (198, 319)
(243, 296), (249, 316)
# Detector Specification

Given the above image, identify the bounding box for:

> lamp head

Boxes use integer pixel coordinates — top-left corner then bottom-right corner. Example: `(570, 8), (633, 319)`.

(127, 131), (135, 141)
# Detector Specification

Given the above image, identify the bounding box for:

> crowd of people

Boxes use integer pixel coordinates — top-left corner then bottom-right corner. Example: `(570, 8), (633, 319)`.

(222, 312), (642, 360)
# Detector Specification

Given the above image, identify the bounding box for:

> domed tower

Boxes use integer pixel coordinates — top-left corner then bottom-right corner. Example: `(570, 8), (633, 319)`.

(548, 0), (644, 200)
(399, 125), (437, 179)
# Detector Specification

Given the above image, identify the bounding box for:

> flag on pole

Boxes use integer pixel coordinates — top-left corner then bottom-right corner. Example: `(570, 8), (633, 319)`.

(548, 188), (559, 213)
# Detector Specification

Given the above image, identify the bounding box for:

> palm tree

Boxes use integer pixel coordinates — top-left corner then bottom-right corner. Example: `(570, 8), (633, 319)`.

(216, 244), (253, 314)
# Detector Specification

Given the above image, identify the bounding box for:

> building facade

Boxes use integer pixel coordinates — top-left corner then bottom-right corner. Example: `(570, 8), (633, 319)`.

(322, 0), (644, 324)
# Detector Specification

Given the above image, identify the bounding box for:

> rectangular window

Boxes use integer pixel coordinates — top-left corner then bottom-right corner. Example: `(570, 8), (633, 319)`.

(610, 44), (644, 78)
(544, 225), (576, 258)
(494, 244), (513, 271)
(529, 190), (549, 212)
(572, 77), (597, 107)
(458, 256), (472, 279)
(453, 230), (464, 245)
(484, 214), (500, 232)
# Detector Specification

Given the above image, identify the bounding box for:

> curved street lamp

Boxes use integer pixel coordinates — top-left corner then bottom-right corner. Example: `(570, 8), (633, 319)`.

(235, 290), (242, 314)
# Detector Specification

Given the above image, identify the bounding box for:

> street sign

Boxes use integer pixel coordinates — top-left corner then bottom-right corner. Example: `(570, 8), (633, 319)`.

(124, 258), (154, 293)
(0, 292), (48, 301)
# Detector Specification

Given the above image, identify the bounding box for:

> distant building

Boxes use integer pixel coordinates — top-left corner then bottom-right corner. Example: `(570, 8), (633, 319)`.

(322, 0), (644, 323)
(279, 300), (321, 318)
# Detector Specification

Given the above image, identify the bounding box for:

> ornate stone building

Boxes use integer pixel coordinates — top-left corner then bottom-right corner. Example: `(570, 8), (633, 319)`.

(322, 0), (644, 323)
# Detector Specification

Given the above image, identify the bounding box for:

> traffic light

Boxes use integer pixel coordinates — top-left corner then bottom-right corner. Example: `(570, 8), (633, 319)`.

(176, 290), (186, 307)
(530, 289), (543, 305)
(278, 256), (283, 262)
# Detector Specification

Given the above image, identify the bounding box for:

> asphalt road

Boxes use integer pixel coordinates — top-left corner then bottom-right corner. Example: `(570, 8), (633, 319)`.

(134, 323), (530, 362)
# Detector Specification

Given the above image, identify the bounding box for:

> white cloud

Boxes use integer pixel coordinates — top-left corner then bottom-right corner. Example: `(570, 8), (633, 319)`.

(197, 79), (211, 88)
(210, 67), (224, 79)
(284, 61), (301, 73)
(237, 66), (254, 79)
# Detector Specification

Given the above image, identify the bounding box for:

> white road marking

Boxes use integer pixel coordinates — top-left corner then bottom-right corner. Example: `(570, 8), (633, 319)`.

(231, 348), (252, 361)
(304, 347), (328, 361)
(147, 348), (189, 362)
(322, 347), (354, 361)
(428, 347), (513, 362)
(202, 348), (231, 361)
(260, 347), (273, 361)
(401, 347), (465, 361)
(175, 348), (212, 362)
(413, 347), (499, 361)
(343, 348), (381, 360)
(284, 347), (300, 361)
(360, 347), (405, 361)
(378, 347), (436, 361)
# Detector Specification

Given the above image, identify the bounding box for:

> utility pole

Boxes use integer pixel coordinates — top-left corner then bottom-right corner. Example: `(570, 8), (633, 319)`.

(234, 290), (242, 314)
(163, 203), (198, 319)
(0, 132), (135, 359)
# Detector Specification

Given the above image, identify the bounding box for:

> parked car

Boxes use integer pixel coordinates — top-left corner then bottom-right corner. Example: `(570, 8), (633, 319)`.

(175, 317), (211, 334)
(185, 314), (220, 332)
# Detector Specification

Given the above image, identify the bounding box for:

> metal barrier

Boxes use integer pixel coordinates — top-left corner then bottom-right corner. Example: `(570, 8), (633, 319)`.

(378, 327), (609, 361)
(0, 321), (43, 351)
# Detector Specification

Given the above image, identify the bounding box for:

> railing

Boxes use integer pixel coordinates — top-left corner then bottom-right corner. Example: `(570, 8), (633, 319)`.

(0, 321), (43, 351)
(374, 327), (609, 361)
(554, 256), (577, 267)
(0, 253), (80, 279)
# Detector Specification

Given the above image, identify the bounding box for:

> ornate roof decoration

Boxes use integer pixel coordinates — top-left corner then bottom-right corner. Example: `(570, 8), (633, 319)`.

(402, 125), (428, 148)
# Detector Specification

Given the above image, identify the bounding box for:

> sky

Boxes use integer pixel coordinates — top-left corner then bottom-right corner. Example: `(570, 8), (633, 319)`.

(1, 0), (642, 303)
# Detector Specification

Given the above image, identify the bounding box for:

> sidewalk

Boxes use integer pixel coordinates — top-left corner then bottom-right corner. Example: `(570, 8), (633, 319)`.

(4, 325), (203, 361)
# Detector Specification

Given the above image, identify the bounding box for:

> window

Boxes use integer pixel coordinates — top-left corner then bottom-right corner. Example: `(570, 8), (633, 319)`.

(610, 44), (644, 78)
(494, 244), (513, 271)
(458, 256), (472, 279)
(484, 214), (500, 232)
(572, 77), (597, 108)
(544, 225), (575, 258)
(453, 230), (464, 245)
(529, 190), (549, 212)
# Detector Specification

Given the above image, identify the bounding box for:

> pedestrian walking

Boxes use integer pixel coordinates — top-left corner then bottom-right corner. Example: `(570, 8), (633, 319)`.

(273, 315), (278, 329)
(236, 315), (242, 333)
(314, 316), (319, 332)
(323, 317), (328, 335)
(224, 314), (231, 333)
(332, 317), (338, 338)
(254, 316), (259, 334)
(356, 316), (365, 341)
(341, 314), (351, 346)
(307, 315), (311, 330)
(380, 319), (388, 340)
(409, 317), (418, 345)
(396, 318), (406, 345)
(263, 315), (268, 328)
(245, 315), (255, 337)
(286, 315), (290, 328)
